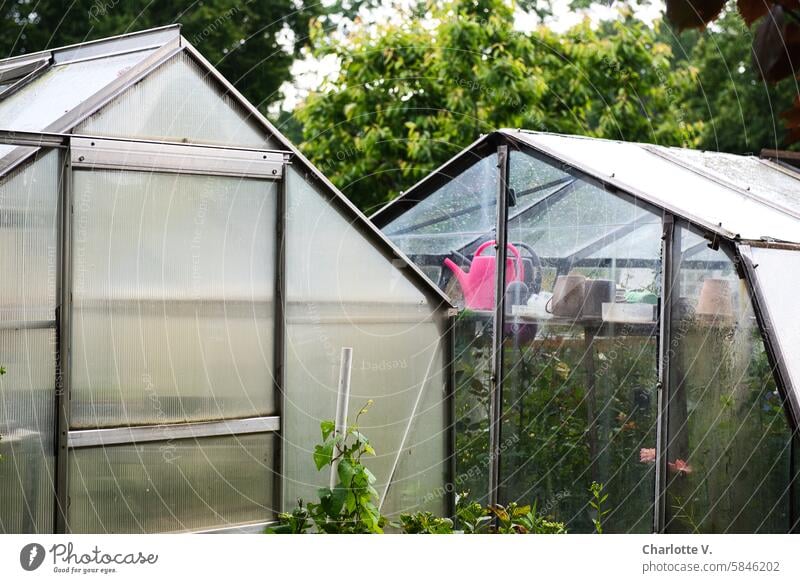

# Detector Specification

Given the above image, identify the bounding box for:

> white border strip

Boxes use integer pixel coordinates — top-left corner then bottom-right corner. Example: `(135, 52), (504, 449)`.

(70, 137), (285, 179)
(67, 415), (280, 448)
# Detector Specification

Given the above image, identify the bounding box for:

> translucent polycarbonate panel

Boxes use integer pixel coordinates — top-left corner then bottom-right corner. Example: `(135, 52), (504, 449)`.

(77, 51), (277, 149)
(283, 168), (448, 517)
(0, 150), (59, 319)
(649, 146), (800, 216)
(665, 227), (794, 533)
(745, 247), (800, 398)
(0, 50), (155, 160)
(285, 168), (435, 305)
(383, 154), (498, 256)
(68, 433), (275, 533)
(285, 310), (448, 518)
(70, 170), (276, 427)
(0, 327), (57, 534)
(507, 131), (800, 243)
(0, 151), (58, 533)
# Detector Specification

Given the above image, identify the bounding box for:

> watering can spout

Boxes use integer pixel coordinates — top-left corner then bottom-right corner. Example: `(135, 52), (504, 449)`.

(443, 257), (468, 288)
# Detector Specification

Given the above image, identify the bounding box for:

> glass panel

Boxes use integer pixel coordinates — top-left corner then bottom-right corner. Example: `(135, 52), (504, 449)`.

(665, 226), (794, 533)
(68, 433), (275, 533)
(76, 51), (278, 150)
(508, 180), (661, 261)
(0, 150), (58, 533)
(70, 170), (276, 427)
(500, 152), (661, 532)
(452, 312), (492, 505)
(383, 154), (498, 258)
(746, 247), (800, 399)
(0, 50), (156, 160)
(509, 149), (575, 211)
(651, 146), (800, 217)
(509, 132), (800, 244)
(283, 168), (447, 518)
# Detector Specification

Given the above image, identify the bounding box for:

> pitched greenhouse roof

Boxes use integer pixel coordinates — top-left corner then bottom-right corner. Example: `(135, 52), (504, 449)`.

(0, 25), (452, 307)
(500, 129), (800, 244)
(0, 26), (181, 163)
(373, 129), (800, 245)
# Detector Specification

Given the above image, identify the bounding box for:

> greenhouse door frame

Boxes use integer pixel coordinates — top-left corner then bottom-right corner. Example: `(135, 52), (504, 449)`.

(53, 135), (291, 533)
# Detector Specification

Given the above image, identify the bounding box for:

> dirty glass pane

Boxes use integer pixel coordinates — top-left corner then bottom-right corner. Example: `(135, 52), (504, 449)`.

(452, 312), (492, 505)
(508, 179), (662, 262)
(0, 150), (58, 533)
(383, 153), (498, 259)
(665, 225), (794, 533)
(70, 170), (276, 427)
(68, 433), (275, 533)
(649, 146), (800, 217)
(499, 151), (661, 532)
(283, 168), (448, 519)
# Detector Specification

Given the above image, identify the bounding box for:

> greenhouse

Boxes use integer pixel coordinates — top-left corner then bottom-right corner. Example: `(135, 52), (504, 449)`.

(373, 129), (800, 534)
(0, 26), (453, 534)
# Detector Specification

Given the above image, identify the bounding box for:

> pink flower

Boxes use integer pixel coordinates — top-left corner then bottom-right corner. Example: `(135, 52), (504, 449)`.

(668, 459), (693, 475)
(639, 448), (656, 463)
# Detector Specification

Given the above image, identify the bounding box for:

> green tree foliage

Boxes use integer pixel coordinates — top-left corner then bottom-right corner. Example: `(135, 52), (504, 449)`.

(295, 0), (701, 212)
(0, 0), (328, 111)
(671, 9), (798, 153)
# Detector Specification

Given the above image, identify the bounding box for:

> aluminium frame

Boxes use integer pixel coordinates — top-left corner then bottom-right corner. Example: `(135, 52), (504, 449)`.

(30, 132), (291, 532)
(487, 145), (509, 510)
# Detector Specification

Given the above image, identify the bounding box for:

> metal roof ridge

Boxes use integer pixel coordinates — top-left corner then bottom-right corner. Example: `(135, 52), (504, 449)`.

(0, 24), (180, 67)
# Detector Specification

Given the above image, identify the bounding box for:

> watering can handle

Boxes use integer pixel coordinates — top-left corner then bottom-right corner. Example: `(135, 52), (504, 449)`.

(474, 240), (525, 281)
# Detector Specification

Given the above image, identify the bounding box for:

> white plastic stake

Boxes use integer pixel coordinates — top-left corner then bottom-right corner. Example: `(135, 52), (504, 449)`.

(330, 347), (353, 488)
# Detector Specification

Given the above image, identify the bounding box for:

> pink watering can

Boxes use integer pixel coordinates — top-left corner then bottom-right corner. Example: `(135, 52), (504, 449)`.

(443, 241), (525, 310)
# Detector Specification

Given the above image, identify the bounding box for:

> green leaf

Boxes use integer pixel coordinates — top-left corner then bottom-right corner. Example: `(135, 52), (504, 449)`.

(320, 420), (335, 441)
(337, 458), (356, 487)
(330, 485), (348, 515)
(313, 441), (334, 471)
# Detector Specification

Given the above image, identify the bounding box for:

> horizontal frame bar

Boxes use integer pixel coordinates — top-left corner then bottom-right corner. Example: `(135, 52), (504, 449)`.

(0, 129), (67, 148)
(197, 520), (275, 534)
(67, 415), (280, 448)
(71, 137), (286, 179)
(0, 319), (56, 331)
